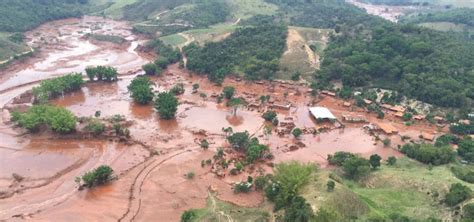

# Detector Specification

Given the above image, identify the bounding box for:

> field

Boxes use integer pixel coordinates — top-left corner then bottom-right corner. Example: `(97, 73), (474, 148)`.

(301, 157), (474, 221)
(276, 27), (332, 80)
(88, 0), (140, 18)
(226, 0), (278, 19)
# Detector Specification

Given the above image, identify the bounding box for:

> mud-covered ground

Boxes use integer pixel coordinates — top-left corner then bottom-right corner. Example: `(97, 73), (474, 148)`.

(0, 17), (446, 221)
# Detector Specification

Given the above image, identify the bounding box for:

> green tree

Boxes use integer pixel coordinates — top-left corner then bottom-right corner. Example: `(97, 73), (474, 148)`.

(262, 110), (277, 121)
(227, 97), (245, 116)
(463, 203), (474, 220)
(154, 91), (179, 119)
(369, 154), (382, 169)
(80, 165), (113, 188)
(292, 128), (303, 138)
(222, 86), (235, 99)
(227, 131), (250, 151)
(387, 156), (397, 166)
(181, 210), (197, 222)
(128, 76), (154, 105)
(342, 156), (371, 180)
(445, 183), (472, 207)
(142, 63), (159, 76)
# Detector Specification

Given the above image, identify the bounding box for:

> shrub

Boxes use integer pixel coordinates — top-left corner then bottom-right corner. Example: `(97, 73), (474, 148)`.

(402, 112), (413, 121)
(227, 131), (250, 151)
(234, 181), (252, 193)
(387, 156), (397, 166)
(369, 154), (381, 169)
(155, 57), (170, 69)
(464, 203), (474, 220)
(200, 139), (209, 149)
(235, 162), (244, 171)
(170, 83), (185, 95)
(382, 138), (391, 147)
(154, 91), (179, 119)
(292, 128), (303, 138)
(327, 151), (356, 166)
(186, 171), (195, 180)
(85, 120), (105, 136)
(445, 183), (472, 206)
(262, 110), (277, 121)
(181, 210), (197, 222)
(246, 143), (269, 163)
(458, 138), (474, 162)
(222, 86), (235, 99)
(327, 180), (335, 192)
(284, 195), (314, 222)
(451, 166), (474, 183)
(12, 105), (76, 133)
(435, 134), (459, 147)
(255, 175), (268, 191)
(128, 76), (154, 105)
(192, 83), (199, 93)
(79, 165), (113, 188)
(142, 63), (161, 76)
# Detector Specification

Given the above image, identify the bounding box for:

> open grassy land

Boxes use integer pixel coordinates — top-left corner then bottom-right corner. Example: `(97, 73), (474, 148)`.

(276, 27), (332, 80)
(226, 0), (278, 19)
(0, 32), (30, 63)
(301, 157), (474, 221)
(183, 194), (270, 222)
(419, 22), (474, 34)
(91, 0), (140, 19)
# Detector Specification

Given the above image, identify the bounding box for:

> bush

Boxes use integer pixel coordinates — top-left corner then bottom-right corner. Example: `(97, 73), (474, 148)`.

(85, 120), (105, 136)
(327, 180), (335, 192)
(342, 156), (371, 180)
(445, 183), (472, 207)
(128, 76), (154, 105)
(327, 151), (356, 166)
(400, 143), (454, 165)
(458, 138), (474, 162)
(292, 128), (302, 138)
(382, 138), (391, 147)
(32, 73), (84, 103)
(451, 166), (474, 183)
(255, 175), (268, 191)
(284, 195), (314, 222)
(79, 165), (113, 188)
(234, 181), (252, 193)
(200, 139), (209, 149)
(227, 131), (250, 151)
(464, 203), (474, 220)
(435, 134), (459, 147)
(12, 105), (76, 133)
(186, 171), (195, 180)
(181, 210), (197, 222)
(154, 91), (179, 119)
(369, 154), (381, 169)
(262, 110), (277, 121)
(142, 63), (161, 76)
(85, 66), (118, 82)
(170, 83), (185, 95)
(387, 156), (397, 166)
(246, 143), (269, 163)
(222, 86), (235, 99)
(402, 112), (413, 121)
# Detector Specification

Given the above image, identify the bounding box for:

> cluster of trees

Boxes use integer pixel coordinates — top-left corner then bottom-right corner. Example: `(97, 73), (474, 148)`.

(0, 0), (87, 32)
(11, 105), (76, 133)
(450, 121), (474, 135)
(128, 76), (154, 105)
(401, 8), (474, 27)
(451, 166), (474, 183)
(400, 143), (454, 165)
(85, 66), (118, 82)
(32, 73), (84, 103)
(457, 137), (474, 162)
(76, 165), (113, 188)
(154, 92), (178, 119)
(184, 24), (287, 83)
(226, 131), (272, 163)
(327, 152), (382, 180)
(445, 183), (472, 207)
(147, 39), (181, 69)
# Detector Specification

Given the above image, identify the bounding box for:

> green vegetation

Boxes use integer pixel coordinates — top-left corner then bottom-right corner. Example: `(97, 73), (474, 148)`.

(77, 165), (114, 188)
(85, 66), (118, 82)
(0, 32), (30, 62)
(292, 128), (302, 138)
(147, 39), (181, 69)
(261, 110), (277, 121)
(457, 137), (474, 162)
(402, 8), (474, 27)
(179, 196), (269, 222)
(400, 143), (455, 165)
(0, 0), (87, 32)
(84, 119), (105, 136)
(445, 183), (472, 206)
(154, 91), (178, 119)
(184, 24), (287, 83)
(142, 63), (162, 76)
(11, 105), (76, 133)
(32, 73), (84, 103)
(127, 76), (154, 105)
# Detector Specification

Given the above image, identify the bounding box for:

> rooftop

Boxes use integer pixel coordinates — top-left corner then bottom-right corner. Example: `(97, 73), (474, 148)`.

(309, 107), (337, 120)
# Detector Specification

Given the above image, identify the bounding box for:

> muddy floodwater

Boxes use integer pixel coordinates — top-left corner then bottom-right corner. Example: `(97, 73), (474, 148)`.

(0, 16), (444, 221)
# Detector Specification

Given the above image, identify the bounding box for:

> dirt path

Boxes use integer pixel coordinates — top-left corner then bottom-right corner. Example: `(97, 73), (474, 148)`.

(178, 33), (194, 66)
(285, 28), (318, 68)
(209, 191), (234, 222)
(118, 148), (197, 222)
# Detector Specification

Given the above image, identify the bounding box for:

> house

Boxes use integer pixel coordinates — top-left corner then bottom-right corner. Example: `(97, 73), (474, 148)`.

(376, 123), (398, 134)
(413, 115), (425, 121)
(363, 99), (372, 105)
(271, 102), (291, 110)
(459, 119), (471, 125)
(343, 102), (351, 107)
(309, 107), (337, 122)
(394, 112), (404, 118)
(381, 104), (406, 113)
(321, 90), (336, 97)
(434, 116), (444, 122)
(342, 115), (368, 123)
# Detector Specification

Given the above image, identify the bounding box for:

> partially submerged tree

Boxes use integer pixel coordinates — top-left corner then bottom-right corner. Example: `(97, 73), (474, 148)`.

(227, 97), (246, 116)
(77, 165), (114, 188)
(154, 91), (179, 119)
(128, 76), (154, 105)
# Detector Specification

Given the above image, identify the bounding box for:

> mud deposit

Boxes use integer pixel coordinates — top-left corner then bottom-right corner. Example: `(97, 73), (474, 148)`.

(0, 17), (445, 221)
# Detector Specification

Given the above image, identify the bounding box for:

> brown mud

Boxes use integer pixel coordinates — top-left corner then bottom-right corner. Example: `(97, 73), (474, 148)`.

(0, 17), (446, 221)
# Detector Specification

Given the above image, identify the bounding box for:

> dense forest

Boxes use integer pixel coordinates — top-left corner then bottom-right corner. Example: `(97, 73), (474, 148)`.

(0, 0), (87, 32)
(267, 0), (474, 108)
(401, 8), (474, 26)
(184, 24), (287, 83)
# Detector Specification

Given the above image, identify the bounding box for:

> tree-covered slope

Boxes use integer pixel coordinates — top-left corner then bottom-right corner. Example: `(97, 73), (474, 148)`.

(0, 0), (88, 32)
